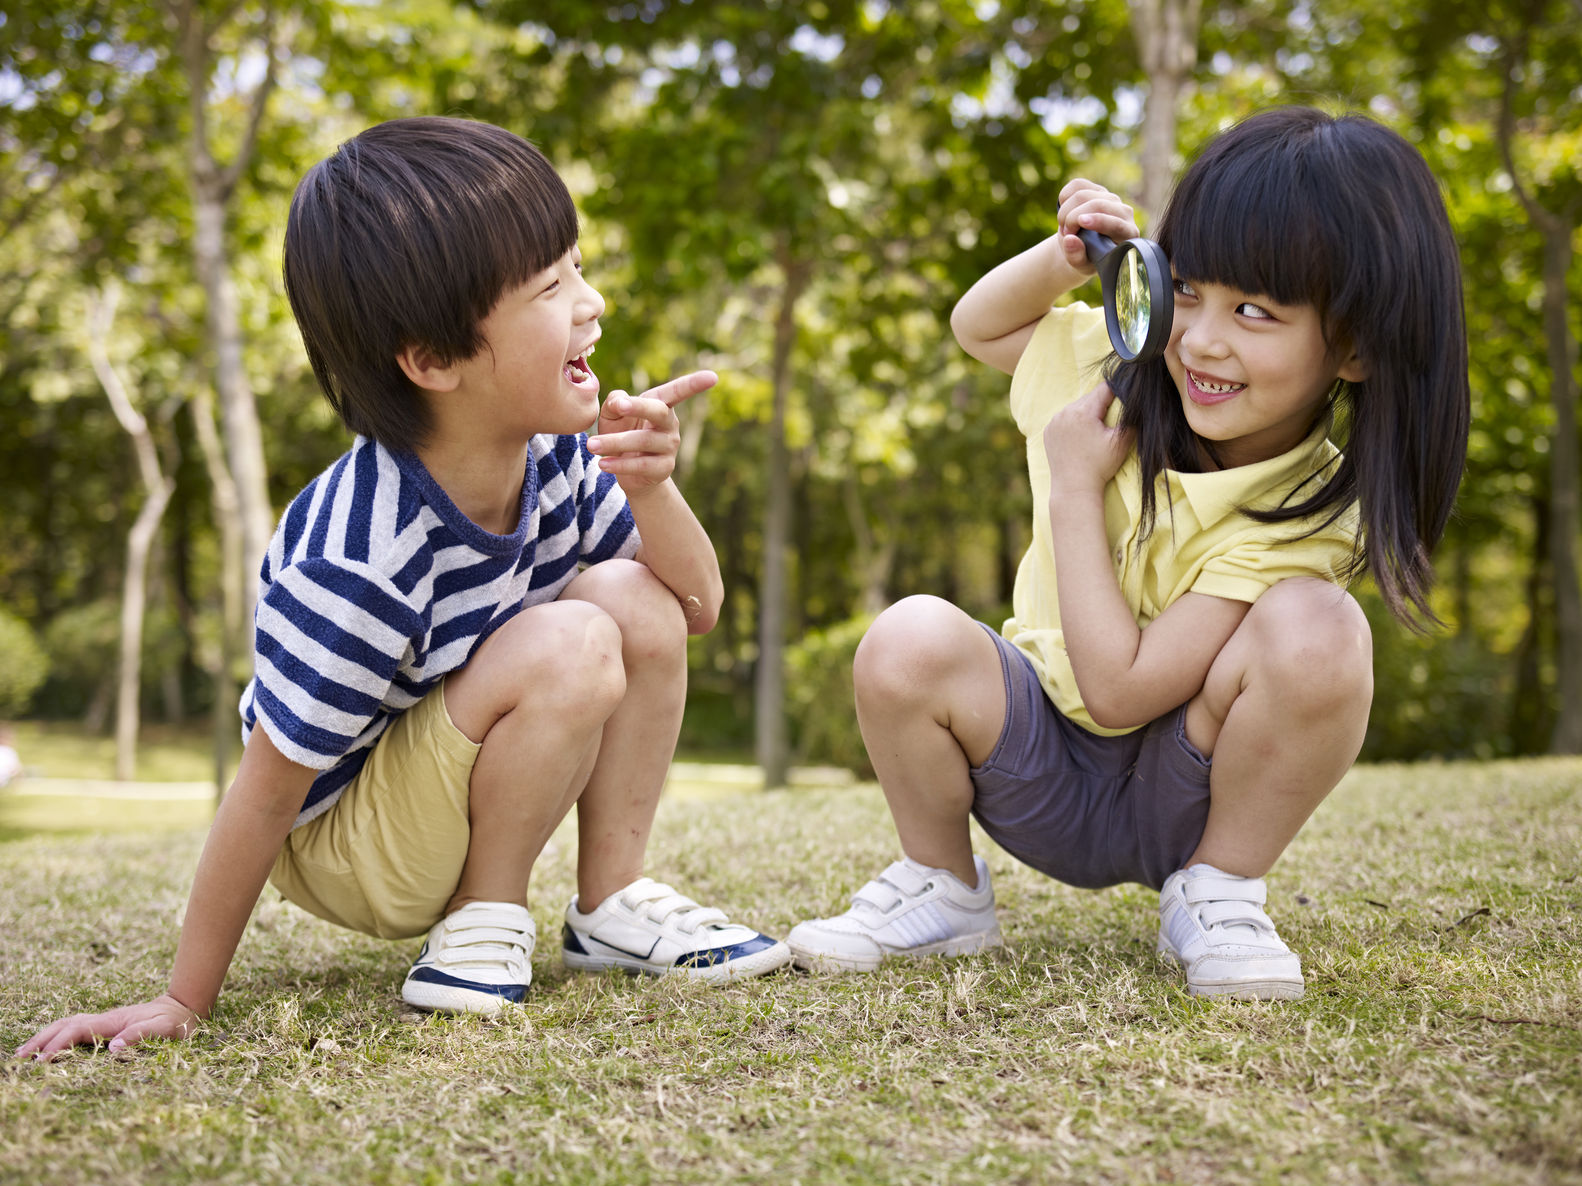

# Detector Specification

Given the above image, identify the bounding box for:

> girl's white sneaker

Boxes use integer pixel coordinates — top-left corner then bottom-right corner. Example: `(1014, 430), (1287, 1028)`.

(1157, 864), (1304, 1000)
(787, 855), (1002, 972)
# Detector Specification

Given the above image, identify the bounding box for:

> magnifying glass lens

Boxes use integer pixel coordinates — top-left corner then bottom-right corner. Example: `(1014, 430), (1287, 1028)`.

(1117, 248), (1152, 357)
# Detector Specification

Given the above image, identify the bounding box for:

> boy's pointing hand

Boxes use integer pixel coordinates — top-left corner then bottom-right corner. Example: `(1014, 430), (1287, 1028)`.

(588, 369), (718, 495)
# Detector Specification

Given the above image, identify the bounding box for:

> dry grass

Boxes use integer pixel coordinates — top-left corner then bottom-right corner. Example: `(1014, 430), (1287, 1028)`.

(2, 759), (1579, 1185)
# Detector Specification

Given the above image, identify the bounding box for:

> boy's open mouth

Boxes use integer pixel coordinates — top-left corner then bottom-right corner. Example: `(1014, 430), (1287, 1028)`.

(565, 341), (597, 386)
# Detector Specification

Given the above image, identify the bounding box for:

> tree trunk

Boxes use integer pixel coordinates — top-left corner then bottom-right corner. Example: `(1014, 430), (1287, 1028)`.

(172, 0), (278, 665)
(1127, 0), (1202, 222)
(755, 247), (810, 790)
(1495, 27), (1582, 753)
(191, 387), (245, 800)
(87, 284), (175, 782)
(1537, 223), (1582, 751)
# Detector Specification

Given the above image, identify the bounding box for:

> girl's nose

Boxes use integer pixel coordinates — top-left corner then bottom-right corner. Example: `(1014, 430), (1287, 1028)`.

(1179, 309), (1229, 359)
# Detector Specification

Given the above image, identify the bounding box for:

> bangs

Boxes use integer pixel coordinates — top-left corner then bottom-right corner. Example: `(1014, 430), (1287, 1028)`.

(1158, 109), (1364, 332)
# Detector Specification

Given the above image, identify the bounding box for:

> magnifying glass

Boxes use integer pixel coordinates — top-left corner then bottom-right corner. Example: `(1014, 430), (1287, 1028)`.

(1077, 228), (1173, 365)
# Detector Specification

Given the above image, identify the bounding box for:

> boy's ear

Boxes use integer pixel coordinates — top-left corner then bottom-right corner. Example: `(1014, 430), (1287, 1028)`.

(395, 343), (461, 393)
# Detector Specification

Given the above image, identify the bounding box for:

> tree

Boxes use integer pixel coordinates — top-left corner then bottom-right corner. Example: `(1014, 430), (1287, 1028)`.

(85, 282), (175, 780)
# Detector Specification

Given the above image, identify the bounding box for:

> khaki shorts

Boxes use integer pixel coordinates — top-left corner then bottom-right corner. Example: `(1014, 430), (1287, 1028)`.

(268, 680), (481, 939)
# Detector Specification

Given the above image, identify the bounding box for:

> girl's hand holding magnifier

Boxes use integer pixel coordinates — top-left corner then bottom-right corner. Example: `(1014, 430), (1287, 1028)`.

(1055, 180), (1174, 365)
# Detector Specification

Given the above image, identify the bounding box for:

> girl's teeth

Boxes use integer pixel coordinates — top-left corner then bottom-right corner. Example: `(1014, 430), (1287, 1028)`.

(1194, 374), (1243, 393)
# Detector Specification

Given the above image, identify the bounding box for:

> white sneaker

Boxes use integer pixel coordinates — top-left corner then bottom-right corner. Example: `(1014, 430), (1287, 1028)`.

(562, 877), (792, 982)
(787, 855), (1002, 972)
(401, 901), (535, 1014)
(1157, 864), (1304, 1000)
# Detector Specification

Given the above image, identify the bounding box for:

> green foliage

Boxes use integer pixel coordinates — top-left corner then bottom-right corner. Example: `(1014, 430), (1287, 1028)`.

(784, 613), (874, 775)
(0, 608), (49, 716)
(1359, 591), (1518, 762)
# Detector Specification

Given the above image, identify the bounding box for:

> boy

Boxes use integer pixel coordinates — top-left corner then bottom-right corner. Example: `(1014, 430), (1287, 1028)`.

(20, 117), (788, 1056)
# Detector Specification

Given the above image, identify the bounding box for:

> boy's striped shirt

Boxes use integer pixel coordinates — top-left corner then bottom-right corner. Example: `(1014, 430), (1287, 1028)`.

(240, 434), (637, 827)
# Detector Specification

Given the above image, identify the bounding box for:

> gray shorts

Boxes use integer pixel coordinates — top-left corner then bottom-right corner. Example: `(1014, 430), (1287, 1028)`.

(969, 626), (1213, 892)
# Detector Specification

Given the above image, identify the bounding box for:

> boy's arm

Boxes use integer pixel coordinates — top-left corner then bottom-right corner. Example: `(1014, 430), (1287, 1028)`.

(1044, 384), (1250, 729)
(950, 179), (1139, 376)
(588, 370), (723, 634)
(17, 727), (315, 1057)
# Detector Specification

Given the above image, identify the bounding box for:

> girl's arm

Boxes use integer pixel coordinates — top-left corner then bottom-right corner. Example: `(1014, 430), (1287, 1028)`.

(589, 370), (723, 634)
(17, 727), (315, 1056)
(1045, 384), (1251, 729)
(950, 180), (1140, 376)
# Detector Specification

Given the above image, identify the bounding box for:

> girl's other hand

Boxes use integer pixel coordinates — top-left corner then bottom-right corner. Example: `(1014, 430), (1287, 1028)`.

(1043, 382), (1135, 499)
(1055, 179), (1143, 277)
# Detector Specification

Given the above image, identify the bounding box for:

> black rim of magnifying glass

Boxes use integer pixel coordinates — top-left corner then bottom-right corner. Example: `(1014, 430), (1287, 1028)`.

(1076, 228), (1173, 365)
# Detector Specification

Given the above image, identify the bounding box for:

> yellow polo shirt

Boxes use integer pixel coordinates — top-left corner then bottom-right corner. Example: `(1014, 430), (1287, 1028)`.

(1002, 303), (1359, 736)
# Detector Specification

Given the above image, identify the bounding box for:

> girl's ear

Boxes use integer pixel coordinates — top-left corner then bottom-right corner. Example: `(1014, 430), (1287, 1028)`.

(395, 343), (460, 393)
(1337, 346), (1370, 384)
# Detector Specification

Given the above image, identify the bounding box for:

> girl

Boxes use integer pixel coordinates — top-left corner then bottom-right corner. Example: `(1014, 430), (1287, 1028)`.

(787, 106), (1469, 999)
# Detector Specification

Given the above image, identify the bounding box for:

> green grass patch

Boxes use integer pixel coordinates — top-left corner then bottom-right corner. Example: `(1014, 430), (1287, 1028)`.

(4, 720), (235, 785)
(2, 759), (1579, 1185)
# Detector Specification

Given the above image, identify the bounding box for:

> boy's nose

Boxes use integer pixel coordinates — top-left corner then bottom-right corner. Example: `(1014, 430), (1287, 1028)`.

(578, 277), (606, 321)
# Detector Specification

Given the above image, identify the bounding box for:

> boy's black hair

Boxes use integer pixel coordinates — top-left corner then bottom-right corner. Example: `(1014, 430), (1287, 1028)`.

(1108, 105), (1470, 628)
(283, 116), (579, 453)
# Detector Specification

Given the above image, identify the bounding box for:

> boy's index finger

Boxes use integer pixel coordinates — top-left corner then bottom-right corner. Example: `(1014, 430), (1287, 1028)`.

(643, 370), (717, 409)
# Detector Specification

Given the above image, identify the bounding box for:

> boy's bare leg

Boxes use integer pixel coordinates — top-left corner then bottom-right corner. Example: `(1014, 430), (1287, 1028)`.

(852, 595), (1009, 887)
(560, 559), (690, 908)
(442, 599), (627, 913)
(1182, 578), (1374, 877)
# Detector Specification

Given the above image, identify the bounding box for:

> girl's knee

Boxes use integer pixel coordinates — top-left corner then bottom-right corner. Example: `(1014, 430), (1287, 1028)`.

(854, 596), (977, 700)
(1247, 581), (1373, 705)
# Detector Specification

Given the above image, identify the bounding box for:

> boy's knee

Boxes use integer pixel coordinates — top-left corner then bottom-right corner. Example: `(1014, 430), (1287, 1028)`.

(490, 600), (627, 712)
(563, 559), (687, 665)
(1247, 581), (1373, 706)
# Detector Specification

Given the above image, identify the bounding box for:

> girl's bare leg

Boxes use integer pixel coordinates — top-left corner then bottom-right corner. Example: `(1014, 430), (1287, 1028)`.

(1182, 578), (1374, 876)
(852, 595), (1010, 887)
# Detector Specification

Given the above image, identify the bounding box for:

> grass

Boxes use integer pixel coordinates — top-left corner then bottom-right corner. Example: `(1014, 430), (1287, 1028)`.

(1, 757), (1579, 1185)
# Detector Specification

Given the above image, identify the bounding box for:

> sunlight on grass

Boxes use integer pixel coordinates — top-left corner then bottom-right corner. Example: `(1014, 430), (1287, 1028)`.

(3, 751), (1577, 1186)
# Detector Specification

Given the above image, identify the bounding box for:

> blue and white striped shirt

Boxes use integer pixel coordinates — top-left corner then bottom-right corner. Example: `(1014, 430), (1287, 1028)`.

(240, 433), (638, 827)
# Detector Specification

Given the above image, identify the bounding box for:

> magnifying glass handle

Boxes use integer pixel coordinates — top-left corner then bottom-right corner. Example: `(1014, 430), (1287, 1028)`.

(1076, 227), (1118, 264)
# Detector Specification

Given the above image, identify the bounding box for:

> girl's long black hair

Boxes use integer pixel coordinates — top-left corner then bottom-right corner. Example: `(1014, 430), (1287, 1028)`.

(1108, 106), (1470, 628)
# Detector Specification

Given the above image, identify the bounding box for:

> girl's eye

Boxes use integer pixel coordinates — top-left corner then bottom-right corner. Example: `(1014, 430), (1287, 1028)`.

(1236, 302), (1274, 320)
(1172, 278), (1196, 298)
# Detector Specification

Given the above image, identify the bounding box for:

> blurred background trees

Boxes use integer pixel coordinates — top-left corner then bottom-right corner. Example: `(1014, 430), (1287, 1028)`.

(1, 0), (1577, 784)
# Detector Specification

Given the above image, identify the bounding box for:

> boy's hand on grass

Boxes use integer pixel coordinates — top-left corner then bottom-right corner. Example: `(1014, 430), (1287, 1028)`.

(1044, 382), (1135, 499)
(588, 369), (717, 496)
(15, 994), (201, 1060)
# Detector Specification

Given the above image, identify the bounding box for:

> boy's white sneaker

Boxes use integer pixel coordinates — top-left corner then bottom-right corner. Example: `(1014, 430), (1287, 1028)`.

(401, 900), (535, 1014)
(1157, 864), (1304, 1000)
(562, 877), (792, 982)
(786, 855), (1002, 972)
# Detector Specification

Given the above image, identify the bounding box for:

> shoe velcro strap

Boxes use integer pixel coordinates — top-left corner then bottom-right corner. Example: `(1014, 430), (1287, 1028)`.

(446, 924), (534, 950)
(852, 880), (902, 912)
(878, 860), (932, 897)
(1194, 900), (1274, 931)
(1182, 876), (1266, 907)
(671, 906), (729, 934)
